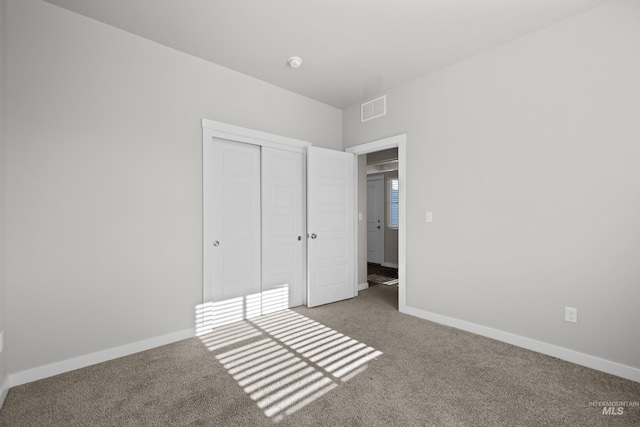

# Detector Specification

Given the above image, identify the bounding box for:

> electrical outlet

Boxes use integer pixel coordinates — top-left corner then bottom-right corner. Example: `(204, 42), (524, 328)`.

(565, 306), (577, 323)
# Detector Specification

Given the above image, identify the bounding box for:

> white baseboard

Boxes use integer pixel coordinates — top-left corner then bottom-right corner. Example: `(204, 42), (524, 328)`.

(9, 328), (195, 387)
(358, 282), (369, 291)
(400, 304), (640, 384)
(0, 376), (10, 410)
(382, 262), (399, 269)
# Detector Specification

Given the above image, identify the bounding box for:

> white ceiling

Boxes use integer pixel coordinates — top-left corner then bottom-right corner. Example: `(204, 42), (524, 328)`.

(43, 0), (611, 109)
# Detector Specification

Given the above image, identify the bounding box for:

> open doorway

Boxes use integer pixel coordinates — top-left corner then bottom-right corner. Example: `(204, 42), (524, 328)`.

(346, 134), (407, 311)
(366, 149), (399, 287)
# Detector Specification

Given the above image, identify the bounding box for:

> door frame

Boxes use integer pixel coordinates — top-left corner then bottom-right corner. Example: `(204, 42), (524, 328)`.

(366, 175), (385, 265)
(345, 134), (407, 312)
(202, 119), (310, 154)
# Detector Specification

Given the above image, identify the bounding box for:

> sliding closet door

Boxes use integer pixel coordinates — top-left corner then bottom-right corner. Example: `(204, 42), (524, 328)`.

(203, 138), (261, 303)
(261, 148), (306, 311)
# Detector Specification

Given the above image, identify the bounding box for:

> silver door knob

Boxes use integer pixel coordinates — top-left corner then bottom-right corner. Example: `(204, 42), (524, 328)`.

(310, 233), (317, 239)
(213, 241), (220, 247)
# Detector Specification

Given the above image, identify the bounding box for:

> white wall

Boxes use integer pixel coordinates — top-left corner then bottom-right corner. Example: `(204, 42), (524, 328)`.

(4, 0), (342, 374)
(344, 0), (640, 370)
(0, 0), (8, 396)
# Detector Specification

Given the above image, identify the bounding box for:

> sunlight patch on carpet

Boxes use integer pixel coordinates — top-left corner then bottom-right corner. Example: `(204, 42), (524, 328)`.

(196, 303), (382, 423)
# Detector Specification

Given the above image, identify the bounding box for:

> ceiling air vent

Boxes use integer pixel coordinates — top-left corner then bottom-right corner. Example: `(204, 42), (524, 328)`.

(361, 95), (386, 122)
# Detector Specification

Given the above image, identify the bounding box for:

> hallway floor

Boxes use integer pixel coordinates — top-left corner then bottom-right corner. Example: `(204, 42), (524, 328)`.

(367, 263), (398, 286)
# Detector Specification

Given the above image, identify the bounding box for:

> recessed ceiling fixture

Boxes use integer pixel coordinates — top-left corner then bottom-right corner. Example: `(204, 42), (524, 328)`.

(287, 56), (303, 69)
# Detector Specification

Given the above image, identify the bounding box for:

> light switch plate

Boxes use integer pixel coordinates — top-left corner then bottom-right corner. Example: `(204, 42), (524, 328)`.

(426, 211), (433, 223)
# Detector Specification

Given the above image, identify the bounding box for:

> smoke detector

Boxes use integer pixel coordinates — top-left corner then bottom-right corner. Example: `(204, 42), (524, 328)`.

(288, 56), (303, 69)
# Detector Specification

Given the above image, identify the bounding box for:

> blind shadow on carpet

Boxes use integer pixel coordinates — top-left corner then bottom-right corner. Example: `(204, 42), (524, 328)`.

(196, 307), (383, 423)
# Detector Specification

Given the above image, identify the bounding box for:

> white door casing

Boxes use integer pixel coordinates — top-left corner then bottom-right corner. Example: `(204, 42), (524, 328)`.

(366, 176), (385, 264)
(203, 138), (261, 303)
(307, 146), (355, 307)
(261, 147), (306, 309)
(345, 133), (406, 311)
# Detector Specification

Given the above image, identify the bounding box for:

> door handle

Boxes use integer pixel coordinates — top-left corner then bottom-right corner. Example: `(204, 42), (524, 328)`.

(213, 240), (220, 247)
(297, 236), (302, 241)
(310, 233), (317, 239)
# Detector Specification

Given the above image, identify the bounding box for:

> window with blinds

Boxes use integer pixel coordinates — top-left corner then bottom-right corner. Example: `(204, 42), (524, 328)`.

(387, 178), (399, 229)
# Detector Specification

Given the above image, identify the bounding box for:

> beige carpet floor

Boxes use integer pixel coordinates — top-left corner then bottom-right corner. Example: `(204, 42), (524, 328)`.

(1, 284), (639, 426)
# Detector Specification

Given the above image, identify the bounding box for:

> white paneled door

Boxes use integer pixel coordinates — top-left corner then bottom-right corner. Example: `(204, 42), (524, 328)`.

(367, 176), (384, 264)
(307, 147), (355, 307)
(261, 147), (306, 310)
(203, 138), (262, 303)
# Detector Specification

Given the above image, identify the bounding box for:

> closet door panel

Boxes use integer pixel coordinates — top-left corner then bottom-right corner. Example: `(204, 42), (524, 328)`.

(261, 147), (306, 310)
(204, 138), (261, 304)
